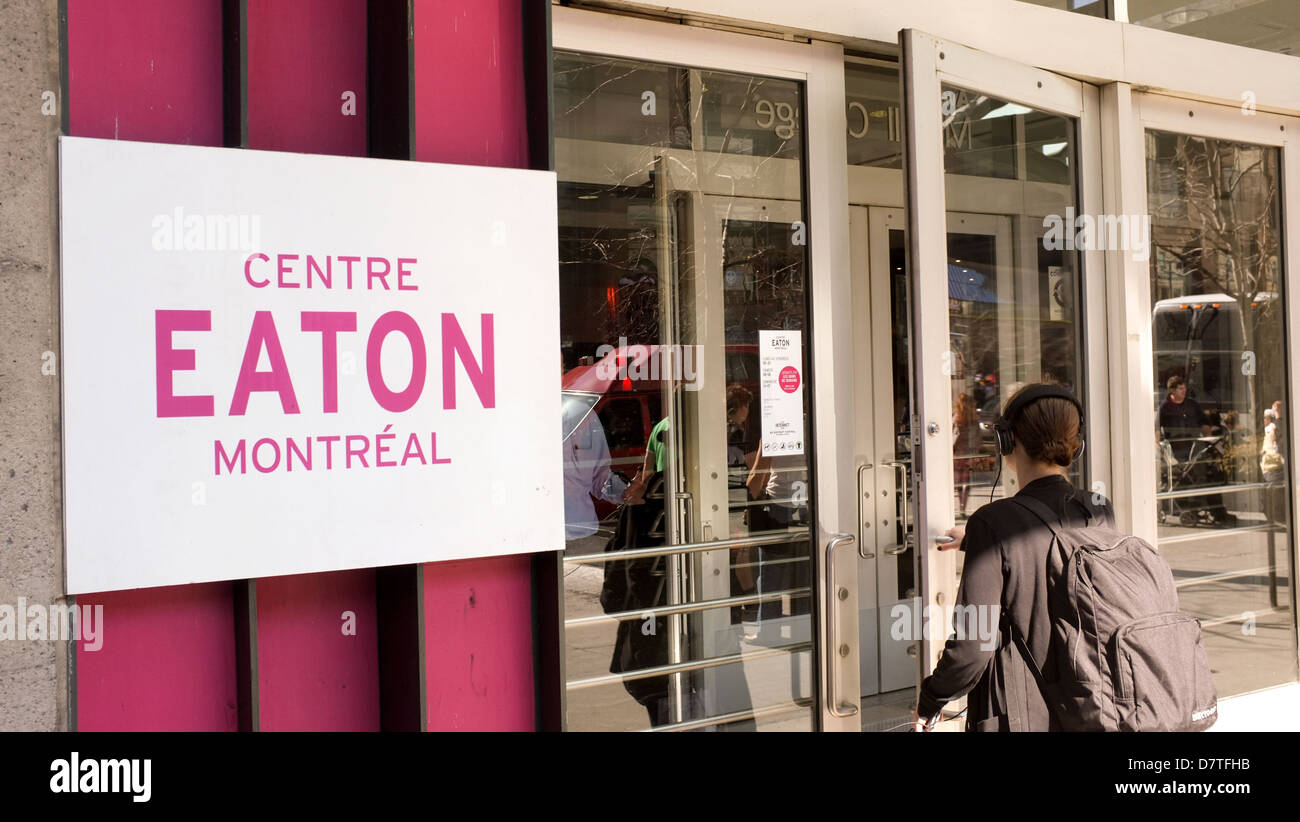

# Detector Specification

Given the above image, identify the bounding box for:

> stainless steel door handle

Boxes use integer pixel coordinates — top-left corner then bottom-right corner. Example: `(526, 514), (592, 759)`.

(882, 460), (912, 556)
(824, 532), (859, 719)
(676, 491), (694, 544)
(856, 464), (876, 559)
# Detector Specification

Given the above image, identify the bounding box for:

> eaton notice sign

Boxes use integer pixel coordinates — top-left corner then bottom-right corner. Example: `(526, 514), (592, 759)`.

(58, 136), (563, 593)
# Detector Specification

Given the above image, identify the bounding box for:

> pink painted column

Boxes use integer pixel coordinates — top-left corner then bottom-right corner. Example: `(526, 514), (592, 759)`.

(66, 0), (235, 730)
(247, 0), (367, 156)
(244, 0), (379, 731)
(412, 0), (536, 730)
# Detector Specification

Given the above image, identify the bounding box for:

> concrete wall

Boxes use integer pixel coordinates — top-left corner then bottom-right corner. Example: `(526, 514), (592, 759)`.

(0, 0), (68, 731)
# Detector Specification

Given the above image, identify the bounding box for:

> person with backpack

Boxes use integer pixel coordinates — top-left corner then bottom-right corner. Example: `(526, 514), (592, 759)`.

(911, 383), (1217, 732)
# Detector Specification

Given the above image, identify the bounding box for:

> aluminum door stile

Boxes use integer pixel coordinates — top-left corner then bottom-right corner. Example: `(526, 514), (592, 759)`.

(900, 29), (958, 678)
(804, 39), (861, 730)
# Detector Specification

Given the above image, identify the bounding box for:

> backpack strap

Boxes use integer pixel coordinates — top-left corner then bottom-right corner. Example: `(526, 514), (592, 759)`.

(1003, 494), (1067, 731)
(1011, 487), (1102, 531)
(1009, 495), (1063, 537)
(1002, 616), (1052, 731)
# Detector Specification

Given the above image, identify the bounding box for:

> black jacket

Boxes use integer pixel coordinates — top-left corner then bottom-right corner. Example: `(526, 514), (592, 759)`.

(917, 474), (1114, 731)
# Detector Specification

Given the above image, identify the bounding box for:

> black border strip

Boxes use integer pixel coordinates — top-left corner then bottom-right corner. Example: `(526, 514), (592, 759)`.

(366, 0), (414, 160)
(523, 0), (564, 733)
(233, 580), (259, 731)
(366, 0), (426, 731)
(222, 0), (248, 148)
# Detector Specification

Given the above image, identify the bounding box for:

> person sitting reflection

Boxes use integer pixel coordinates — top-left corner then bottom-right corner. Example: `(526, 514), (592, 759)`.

(1159, 375), (1231, 526)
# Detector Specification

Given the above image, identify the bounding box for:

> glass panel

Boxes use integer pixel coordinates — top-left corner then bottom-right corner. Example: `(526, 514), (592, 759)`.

(699, 71), (802, 160)
(557, 51), (816, 731)
(887, 229), (916, 601)
(846, 63), (903, 169)
(1147, 129), (1297, 696)
(1130, 1), (1300, 56)
(942, 86), (1086, 517)
(941, 89), (1019, 179)
(553, 52), (690, 149)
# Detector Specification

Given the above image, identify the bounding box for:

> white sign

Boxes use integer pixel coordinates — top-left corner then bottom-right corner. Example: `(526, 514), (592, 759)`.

(758, 330), (804, 457)
(59, 136), (563, 593)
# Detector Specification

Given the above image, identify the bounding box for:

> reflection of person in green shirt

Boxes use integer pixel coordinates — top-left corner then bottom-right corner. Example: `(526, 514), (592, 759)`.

(645, 417), (670, 473)
(623, 417), (669, 505)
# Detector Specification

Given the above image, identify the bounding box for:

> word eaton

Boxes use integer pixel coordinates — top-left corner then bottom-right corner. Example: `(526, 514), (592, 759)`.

(50, 753), (151, 803)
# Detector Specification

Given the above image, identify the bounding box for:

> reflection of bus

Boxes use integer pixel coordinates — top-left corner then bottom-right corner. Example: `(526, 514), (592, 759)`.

(1152, 292), (1282, 426)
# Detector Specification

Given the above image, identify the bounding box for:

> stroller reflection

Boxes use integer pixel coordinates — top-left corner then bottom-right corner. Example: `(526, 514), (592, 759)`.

(1158, 430), (1237, 527)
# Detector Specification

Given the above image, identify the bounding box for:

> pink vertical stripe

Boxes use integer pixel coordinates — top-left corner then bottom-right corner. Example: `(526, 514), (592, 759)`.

(413, 0), (536, 730)
(247, 0), (367, 156)
(422, 555), (536, 730)
(413, 0), (530, 168)
(68, 0), (235, 731)
(255, 572), (380, 731)
(76, 585), (238, 731)
(244, 0), (379, 731)
(66, 0), (223, 145)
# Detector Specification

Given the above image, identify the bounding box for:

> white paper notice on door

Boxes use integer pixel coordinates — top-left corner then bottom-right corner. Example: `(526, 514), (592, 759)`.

(759, 329), (804, 457)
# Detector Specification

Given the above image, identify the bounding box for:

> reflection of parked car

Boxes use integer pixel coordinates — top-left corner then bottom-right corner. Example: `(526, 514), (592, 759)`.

(561, 343), (761, 520)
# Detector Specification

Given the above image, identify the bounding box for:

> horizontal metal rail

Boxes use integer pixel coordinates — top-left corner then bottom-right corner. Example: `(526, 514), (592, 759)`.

(565, 641), (812, 691)
(1156, 481), (1276, 501)
(727, 466), (807, 477)
(563, 529), (810, 565)
(728, 496), (803, 509)
(646, 700), (810, 732)
(1174, 565), (1278, 589)
(1159, 522), (1281, 545)
(731, 555), (807, 571)
(565, 586), (811, 628)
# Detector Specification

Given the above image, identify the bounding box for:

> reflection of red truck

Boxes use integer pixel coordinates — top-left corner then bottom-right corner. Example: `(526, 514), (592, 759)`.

(561, 344), (761, 519)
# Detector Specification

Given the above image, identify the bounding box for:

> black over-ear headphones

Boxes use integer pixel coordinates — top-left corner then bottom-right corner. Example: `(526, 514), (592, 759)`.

(993, 383), (1086, 460)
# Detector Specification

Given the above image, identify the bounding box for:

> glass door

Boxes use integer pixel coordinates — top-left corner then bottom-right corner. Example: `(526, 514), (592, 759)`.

(551, 11), (854, 730)
(899, 30), (1103, 687)
(1135, 93), (1300, 699)
(854, 206), (1013, 727)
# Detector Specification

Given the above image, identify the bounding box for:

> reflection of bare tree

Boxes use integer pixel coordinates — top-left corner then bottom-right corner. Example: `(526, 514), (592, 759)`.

(722, 221), (805, 335)
(1150, 135), (1281, 422)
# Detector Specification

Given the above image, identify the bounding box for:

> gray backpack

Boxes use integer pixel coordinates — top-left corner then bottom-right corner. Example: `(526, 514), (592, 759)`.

(1008, 495), (1218, 732)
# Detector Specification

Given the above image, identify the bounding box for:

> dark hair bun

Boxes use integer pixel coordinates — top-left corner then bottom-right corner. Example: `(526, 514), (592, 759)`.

(1012, 396), (1081, 467)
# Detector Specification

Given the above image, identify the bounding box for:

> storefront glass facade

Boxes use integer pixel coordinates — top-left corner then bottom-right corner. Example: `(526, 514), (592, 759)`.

(545, 0), (1300, 731)
(555, 51), (818, 730)
(1147, 129), (1298, 694)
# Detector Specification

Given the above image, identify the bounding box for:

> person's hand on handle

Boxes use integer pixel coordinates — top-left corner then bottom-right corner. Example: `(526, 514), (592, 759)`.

(937, 524), (965, 551)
